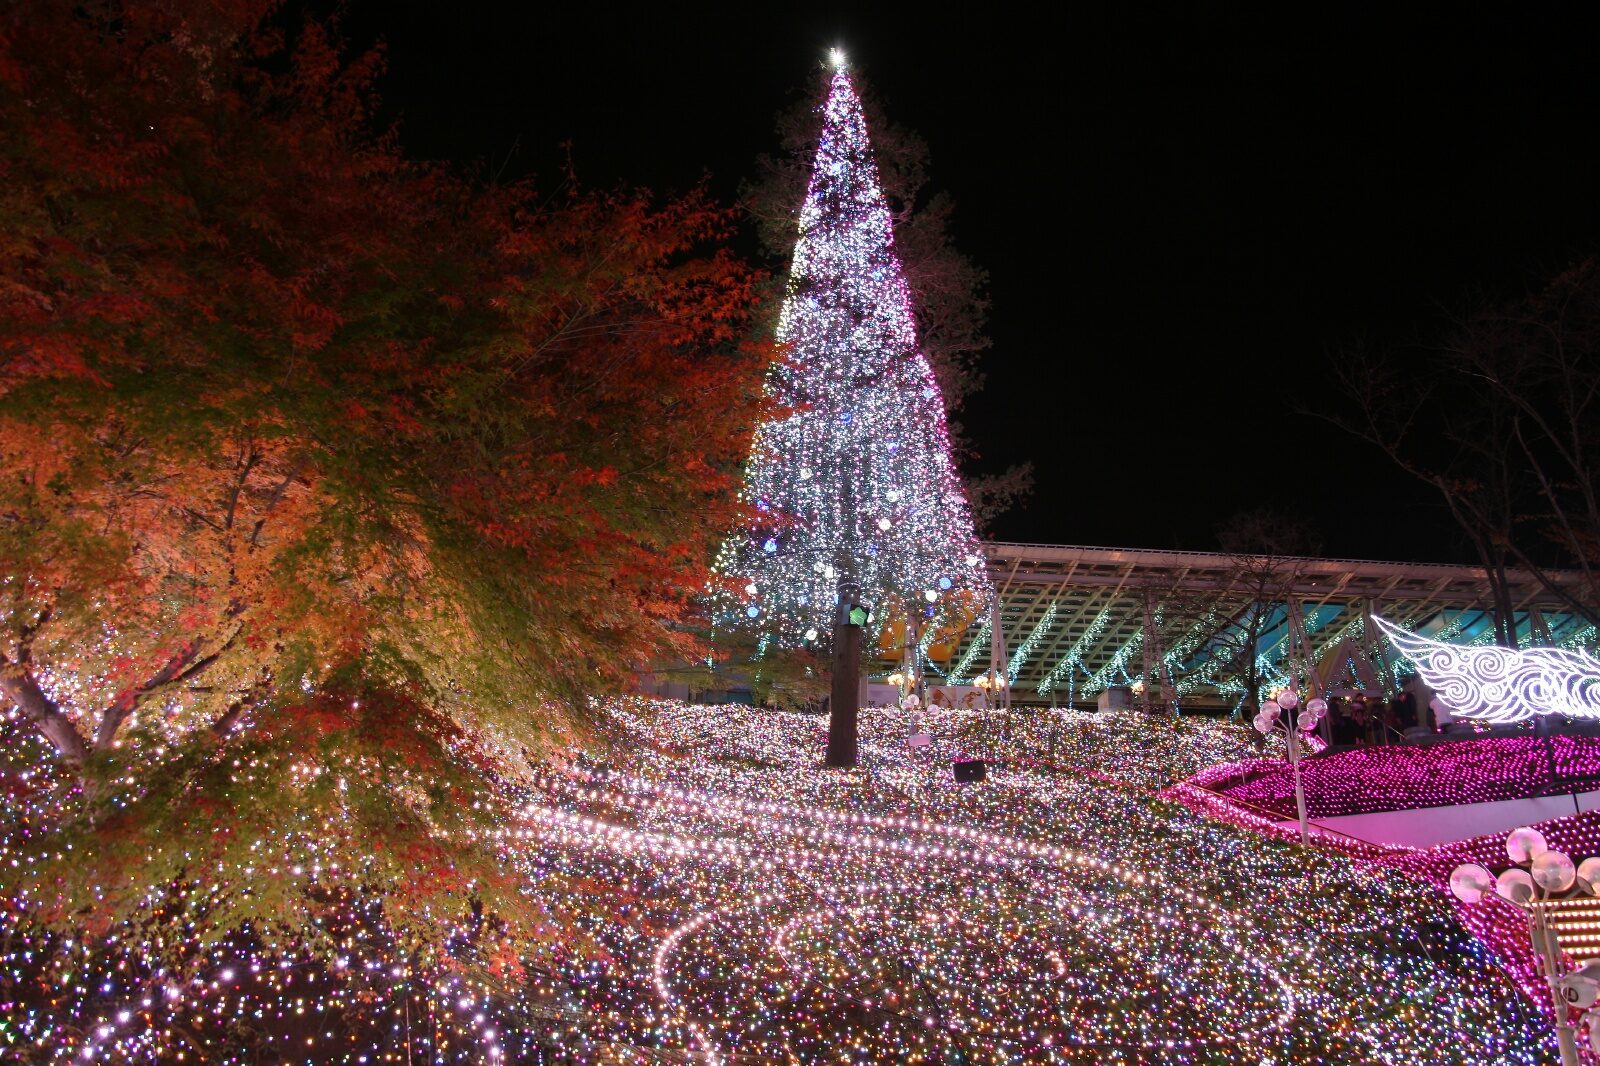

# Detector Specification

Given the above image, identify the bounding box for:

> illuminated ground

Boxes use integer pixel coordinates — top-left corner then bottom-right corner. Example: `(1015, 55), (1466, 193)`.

(501, 701), (1554, 1064)
(3, 701), (1560, 1064)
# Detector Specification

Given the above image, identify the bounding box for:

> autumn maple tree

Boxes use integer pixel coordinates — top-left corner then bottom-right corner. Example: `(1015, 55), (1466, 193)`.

(0, 0), (764, 954)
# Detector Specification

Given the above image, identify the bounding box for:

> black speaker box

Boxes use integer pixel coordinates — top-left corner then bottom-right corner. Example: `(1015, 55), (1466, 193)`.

(953, 759), (986, 783)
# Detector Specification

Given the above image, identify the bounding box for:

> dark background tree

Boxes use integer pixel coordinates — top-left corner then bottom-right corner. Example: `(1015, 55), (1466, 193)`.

(1214, 509), (1324, 716)
(1148, 509), (1324, 717)
(1448, 260), (1600, 625)
(1330, 258), (1600, 643)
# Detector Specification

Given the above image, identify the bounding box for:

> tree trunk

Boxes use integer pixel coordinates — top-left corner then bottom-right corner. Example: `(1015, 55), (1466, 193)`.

(1488, 551), (1519, 648)
(1, 669), (88, 767)
(826, 627), (861, 768)
(1245, 604), (1263, 714)
(1494, 561), (1517, 648)
(826, 582), (862, 768)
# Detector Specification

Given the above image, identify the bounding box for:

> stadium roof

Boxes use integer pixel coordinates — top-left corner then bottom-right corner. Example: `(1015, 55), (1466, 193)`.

(899, 542), (1597, 707)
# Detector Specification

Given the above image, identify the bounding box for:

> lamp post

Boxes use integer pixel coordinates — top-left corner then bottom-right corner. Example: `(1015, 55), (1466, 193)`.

(1451, 828), (1600, 1066)
(1250, 688), (1326, 846)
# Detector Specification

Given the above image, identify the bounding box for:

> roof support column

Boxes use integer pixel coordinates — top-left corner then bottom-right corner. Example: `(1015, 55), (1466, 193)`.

(1141, 588), (1164, 713)
(1363, 597), (1398, 697)
(988, 597), (1010, 713)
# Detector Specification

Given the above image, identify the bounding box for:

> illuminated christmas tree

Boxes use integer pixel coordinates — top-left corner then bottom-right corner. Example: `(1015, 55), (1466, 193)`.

(717, 53), (990, 763)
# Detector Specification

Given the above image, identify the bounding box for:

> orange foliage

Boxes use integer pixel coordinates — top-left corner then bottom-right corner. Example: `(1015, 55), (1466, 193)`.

(0, 1), (768, 779)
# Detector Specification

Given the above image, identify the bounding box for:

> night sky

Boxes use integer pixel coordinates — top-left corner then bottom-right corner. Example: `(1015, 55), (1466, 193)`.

(330, 2), (1600, 564)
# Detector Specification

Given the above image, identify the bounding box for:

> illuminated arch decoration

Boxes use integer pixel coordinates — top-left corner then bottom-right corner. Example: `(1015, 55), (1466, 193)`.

(1375, 615), (1600, 723)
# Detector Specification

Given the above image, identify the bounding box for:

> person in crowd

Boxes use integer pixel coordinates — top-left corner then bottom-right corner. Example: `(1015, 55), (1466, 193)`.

(1348, 696), (1370, 745)
(1378, 696), (1399, 742)
(1331, 697), (1357, 746)
(1393, 689), (1418, 732)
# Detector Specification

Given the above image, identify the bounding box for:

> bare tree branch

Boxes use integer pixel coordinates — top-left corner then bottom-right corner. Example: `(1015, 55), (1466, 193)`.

(93, 629), (241, 749)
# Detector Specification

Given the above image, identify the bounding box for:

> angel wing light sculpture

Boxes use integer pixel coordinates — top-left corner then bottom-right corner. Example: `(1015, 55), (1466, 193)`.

(1374, 615), (1600, 723)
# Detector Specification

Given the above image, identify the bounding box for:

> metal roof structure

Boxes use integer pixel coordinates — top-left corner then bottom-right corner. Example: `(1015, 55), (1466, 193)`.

(893, 542), (1598, 708)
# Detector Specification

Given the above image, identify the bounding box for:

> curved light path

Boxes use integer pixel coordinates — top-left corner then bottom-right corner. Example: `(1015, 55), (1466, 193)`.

(1, 699), (1555, 1064)
(485, 701), (1553, 1064)
(513, 766), (1295, 1062)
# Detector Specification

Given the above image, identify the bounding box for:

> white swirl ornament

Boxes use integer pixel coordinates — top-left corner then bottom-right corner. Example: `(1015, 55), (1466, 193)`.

(1374, 615), (1600, 723)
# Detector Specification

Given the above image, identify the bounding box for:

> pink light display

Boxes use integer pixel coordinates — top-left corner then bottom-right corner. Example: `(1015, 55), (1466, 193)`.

(1167, 737), (1600, 1026)
(1395, 812), (1600, 1015)
(1204, 736), (1600, 820)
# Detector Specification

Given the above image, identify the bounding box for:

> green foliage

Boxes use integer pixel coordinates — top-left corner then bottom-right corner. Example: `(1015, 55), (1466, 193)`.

(0, 0), (764, 987)
(1, 686), (539, 960)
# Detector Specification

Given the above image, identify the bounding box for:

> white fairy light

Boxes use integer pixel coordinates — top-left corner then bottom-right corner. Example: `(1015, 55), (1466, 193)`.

(712, 62), (989, 646)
